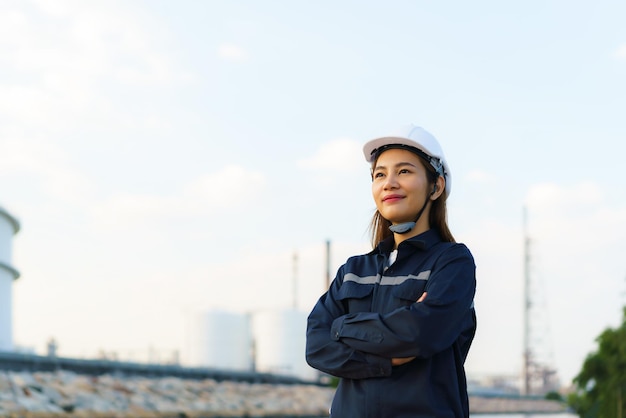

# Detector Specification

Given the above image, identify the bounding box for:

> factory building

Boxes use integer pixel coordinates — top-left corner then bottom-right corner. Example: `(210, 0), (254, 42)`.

(187, 310), (253, 372)
(0, 206), (319, 381)
(187, 308), (317, 381)
(251, 309), (315, 380)
(0, 206), (20, 352)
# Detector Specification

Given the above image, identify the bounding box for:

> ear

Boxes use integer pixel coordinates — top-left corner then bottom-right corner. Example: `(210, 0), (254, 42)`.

(430, 176), (446, 200)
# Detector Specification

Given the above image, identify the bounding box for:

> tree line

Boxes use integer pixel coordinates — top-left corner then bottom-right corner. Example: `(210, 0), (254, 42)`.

(567, 306), (626, 417)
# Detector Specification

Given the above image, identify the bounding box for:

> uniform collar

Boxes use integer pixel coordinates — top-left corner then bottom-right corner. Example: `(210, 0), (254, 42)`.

(373, 229), (442, 255)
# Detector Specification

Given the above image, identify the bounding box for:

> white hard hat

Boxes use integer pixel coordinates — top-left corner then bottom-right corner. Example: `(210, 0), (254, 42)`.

(363, 124), (452, 196)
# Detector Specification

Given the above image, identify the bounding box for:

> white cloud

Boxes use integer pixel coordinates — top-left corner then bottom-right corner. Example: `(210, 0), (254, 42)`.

(0, 7), (28, 40)
(114, 52), (195, 85)
(30, 0), (76, 17)
(183, 165), (266, 208)
(525, 181), (603, 224)
(524, 181), (625, 269)
(91, 193), (178, 223)
(88, 165), (267, 230)
(613, 44), (626, 60)
(465, 169), (494, 183)
(527, 180), (602, 205)
(0, 138), (42, 174)
(218, 43), (248, 62)
(297, 138), (362, 173)
(0, 137), (91, 203)
(0, 0), (193, 133)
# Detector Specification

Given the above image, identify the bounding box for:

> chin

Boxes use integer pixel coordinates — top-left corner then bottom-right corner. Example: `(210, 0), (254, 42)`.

(382, 213), (414, 224)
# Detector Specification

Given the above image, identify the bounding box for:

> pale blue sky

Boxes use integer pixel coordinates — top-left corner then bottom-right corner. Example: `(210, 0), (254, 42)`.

(1, 0), (625, 385)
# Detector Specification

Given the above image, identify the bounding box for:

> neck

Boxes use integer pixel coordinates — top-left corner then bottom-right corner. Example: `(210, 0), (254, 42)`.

(391, 199), (432, 248)
(392, 222), (430, 248)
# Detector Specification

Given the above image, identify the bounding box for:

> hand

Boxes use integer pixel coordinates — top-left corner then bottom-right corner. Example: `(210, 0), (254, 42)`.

(391, 356), (416, 366)
(389, 293), (427, 367)
(390, 293), (427, 367)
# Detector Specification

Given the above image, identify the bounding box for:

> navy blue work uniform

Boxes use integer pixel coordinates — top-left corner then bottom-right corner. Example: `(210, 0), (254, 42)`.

(306, 229), (476, 418)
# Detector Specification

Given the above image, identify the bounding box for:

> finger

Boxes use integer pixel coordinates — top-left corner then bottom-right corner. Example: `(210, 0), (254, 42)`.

(416, 292), (427, 303)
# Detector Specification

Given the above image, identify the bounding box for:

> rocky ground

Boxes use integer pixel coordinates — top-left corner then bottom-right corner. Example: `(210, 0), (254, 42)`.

(0, 370), (568, 417)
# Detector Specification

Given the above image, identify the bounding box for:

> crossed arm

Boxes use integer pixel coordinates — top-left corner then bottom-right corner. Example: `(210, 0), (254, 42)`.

(390, 291), (426, 366)
(306, 245), (476, 379)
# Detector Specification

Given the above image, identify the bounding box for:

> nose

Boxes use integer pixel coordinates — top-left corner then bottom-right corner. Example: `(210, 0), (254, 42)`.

(383, 173), (399, 190)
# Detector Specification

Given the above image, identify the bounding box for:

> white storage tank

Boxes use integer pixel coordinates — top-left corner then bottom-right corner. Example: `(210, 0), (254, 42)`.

(252, 309), (317, 381)
(187, 310), (252, 371)
(0, 206), (20, 352)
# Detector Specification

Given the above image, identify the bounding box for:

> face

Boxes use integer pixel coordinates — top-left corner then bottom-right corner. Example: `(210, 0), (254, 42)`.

(371, 148), (432, 226)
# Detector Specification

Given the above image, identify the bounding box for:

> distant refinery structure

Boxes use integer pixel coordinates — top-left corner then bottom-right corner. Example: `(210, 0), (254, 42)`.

(0, 209), (320, 381)
(0, 206), (20, 352)
(184, 248), (321, 381)
(187, 308), (317, 381)
(187, 310), (253, 371)
(252, 309), (315, 380)
(522, 208), (559, 396)
(187, 248), (322, 381)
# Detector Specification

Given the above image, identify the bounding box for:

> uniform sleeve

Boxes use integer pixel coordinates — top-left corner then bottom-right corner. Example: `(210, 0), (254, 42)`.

(329, 244), (476, 359)
(305, 265), (392, 379)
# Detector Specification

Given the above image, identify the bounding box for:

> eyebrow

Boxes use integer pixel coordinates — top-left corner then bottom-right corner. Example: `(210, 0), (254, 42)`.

(373, 161), (419, 172)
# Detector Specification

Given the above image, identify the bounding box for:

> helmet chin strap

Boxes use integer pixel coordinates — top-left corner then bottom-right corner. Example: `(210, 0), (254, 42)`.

(388, 222), (417, 234)
(389, 185), (437, 234)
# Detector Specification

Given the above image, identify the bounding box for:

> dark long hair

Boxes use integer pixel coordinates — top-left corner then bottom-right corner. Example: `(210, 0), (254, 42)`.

(368, 157), (455, 248)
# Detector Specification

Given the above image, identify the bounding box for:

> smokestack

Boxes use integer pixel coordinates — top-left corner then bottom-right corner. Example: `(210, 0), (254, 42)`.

(325, 240), (331, 290)
(292, 251), (298, 310)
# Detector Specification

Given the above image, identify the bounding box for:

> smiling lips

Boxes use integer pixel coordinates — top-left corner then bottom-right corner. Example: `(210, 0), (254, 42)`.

(382, 194), (404, 203)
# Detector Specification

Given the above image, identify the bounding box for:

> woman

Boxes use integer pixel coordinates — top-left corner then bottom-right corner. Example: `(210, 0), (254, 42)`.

(306, 124), (477, 418)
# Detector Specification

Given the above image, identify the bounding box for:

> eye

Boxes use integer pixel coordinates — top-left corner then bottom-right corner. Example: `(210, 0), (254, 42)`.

(373, 172), (385, 179)
(398, 168), (411, 175)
